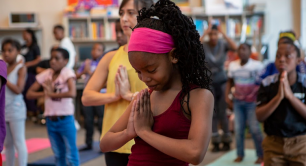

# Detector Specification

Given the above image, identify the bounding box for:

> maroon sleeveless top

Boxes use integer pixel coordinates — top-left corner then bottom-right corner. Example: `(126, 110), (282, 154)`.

(128, 86), (199, 166)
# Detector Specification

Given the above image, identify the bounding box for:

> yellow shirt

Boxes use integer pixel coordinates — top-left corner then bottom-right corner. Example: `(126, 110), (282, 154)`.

(102, 46), (147, 154)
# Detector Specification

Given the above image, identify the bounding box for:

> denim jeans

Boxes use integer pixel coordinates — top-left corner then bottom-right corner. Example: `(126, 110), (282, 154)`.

(46, 115), (79, 166)
(234, 99), (263, 158)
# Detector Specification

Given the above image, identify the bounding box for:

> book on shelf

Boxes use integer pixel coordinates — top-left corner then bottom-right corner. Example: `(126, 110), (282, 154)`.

(91, 22), (116, 40)
(69, 23), (87, 39)
(226, 18), (242, 38)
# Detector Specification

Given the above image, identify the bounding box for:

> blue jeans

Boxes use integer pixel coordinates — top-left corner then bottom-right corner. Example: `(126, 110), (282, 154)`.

(234, 99), (263, 158)
(46, 115), (79, 166)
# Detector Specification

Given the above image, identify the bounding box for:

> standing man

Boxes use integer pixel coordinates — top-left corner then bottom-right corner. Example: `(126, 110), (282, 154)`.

(53, 25), (76, 69)
(201, 24), (237, 152)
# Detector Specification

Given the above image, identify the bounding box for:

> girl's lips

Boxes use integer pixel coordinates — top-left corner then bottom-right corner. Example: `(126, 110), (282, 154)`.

(148, 85), (157, 90)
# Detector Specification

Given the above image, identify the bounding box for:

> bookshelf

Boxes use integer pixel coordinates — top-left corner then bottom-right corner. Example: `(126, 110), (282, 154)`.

(193, 11), (265, 56)
(63, 16), (119, 43)
(193, 12), (265, 42)
(63, 16), (119, 67)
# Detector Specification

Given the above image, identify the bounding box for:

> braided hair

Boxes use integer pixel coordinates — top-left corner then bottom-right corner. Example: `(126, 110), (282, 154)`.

(132, 0), (212, 115)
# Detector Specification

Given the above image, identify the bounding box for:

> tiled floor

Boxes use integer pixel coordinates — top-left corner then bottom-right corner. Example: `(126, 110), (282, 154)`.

(3, 120), (258, 166)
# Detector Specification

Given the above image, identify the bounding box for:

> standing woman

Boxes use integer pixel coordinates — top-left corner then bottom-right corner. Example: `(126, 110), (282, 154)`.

(82, 0), (153, 165)
(21, 28), (41, 114)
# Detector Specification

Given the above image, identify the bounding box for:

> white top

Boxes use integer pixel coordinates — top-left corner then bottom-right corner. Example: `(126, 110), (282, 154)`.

(228, 59), (264, 102)
(0, 54), (25, 64)
(59, 37), (76, 69)
(5, 63), (26, 121)
(228, 59), (264, 78)
(36, 67), (76, 116)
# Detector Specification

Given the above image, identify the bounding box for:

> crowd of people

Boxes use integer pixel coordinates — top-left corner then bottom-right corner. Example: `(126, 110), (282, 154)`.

(0, 0), (306, 166)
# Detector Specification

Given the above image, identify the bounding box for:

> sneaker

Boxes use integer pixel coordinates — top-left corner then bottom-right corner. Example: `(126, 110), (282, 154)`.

(79, 145), (92, 151)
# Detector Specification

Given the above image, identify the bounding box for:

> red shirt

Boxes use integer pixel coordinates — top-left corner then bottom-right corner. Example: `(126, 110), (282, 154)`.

(128, 86), (199, 166)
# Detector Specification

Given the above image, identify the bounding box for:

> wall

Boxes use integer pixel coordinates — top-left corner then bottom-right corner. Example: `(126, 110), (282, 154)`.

(0, 0), (302, 60)
(0, 0), (66, 59)
(249, 0), (301, 60)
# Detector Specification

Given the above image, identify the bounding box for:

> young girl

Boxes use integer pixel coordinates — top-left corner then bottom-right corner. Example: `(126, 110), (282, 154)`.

(2, 39), (28, 166)
(81, 0), (153, 164)
(27, 48), (79, 166)
(100, 0), (214, 165)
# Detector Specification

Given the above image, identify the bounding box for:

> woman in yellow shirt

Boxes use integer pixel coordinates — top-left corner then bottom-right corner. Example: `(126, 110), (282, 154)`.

(82, 0), (153, 165)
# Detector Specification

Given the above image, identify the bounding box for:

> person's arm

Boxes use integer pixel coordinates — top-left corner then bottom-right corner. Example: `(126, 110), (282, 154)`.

(218, 27), (237, 51)
(25, 56), (41, 68)
(282, 72), (306, 120)
(6, 66), (26, 94)
(100, 94), (139, 152)
(76, 63), (86, 79)
(225, 78), (234, 109)
(286, 92), (306, 120)
(199, 29), (210, 43)
(46, 78), (76, 98)
(256, 80), (284, 122)
(36, 66), (46, 74)
(26, 81), (44, 99)
(135, 89), (214, 165)
(25, 45), (41, 67)
(82, 51), (120, 106)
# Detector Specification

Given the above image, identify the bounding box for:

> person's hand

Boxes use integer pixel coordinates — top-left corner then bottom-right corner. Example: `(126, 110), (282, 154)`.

(116, 65), (132, 101)
(84, 59), (92, 74)
(126, 100), (138, 139)
(225, 97), (233, 110)
(134, 89), (154, 136)
(282, 71), (293, 100)
(218, 24), (225, 36)
(277, 72), (285, 101)
(204, 23), (212, 35)
(42, 79), (54, 96)
(114, 74), (121, 100)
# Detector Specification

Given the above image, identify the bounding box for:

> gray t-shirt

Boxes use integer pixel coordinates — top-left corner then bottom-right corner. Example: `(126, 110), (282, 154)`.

(203, 40), (231, 83)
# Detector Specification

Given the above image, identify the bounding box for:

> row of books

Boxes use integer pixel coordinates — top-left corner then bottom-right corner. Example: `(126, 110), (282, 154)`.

(195, 16), (263, 38)
(91, 22), (116, 40)
(68, 22), (117, 40)
(69, 23), (88, 39)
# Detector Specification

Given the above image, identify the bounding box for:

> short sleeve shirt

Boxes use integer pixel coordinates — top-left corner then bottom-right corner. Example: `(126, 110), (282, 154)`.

(257, 73), (306, 137)
(36, 67), (76, 116)
(203, 40), (231, 83)
(228, 59), (263, 102)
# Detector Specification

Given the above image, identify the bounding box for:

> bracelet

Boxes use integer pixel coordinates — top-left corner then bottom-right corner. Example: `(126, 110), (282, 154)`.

(131, 92), (139, 101)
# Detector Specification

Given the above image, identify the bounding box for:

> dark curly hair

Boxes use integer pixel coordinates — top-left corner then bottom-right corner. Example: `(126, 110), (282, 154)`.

(132, 0), (212, 115)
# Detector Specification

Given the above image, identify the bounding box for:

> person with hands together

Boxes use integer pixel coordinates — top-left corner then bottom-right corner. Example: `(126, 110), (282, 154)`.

(2, 39), (28, 166)
(202, 23), (237, 152)
(256, 41), (306, 166)
(76, 43), (106, 151)
(100, 0), (214, 165)
(27, 48), (79, 166)
(81, 0), (153, 164)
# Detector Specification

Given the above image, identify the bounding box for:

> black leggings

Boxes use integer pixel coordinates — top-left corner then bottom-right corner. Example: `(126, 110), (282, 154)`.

(105, 152), (130, 166)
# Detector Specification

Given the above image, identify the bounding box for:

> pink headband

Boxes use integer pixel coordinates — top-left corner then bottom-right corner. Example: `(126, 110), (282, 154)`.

(128, 28), (174, 54)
